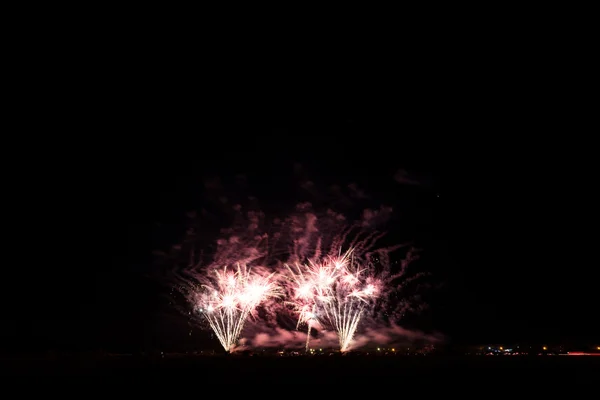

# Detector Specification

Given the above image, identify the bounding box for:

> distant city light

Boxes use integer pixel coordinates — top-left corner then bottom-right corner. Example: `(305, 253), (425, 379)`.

(543, 346), (547, 350)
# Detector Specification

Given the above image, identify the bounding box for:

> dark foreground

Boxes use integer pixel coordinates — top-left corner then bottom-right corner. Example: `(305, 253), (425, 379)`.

(3, 355), (599, 385)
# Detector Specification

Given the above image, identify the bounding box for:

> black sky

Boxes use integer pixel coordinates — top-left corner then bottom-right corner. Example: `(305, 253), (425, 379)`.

(5, 43), (597, 353)
(11, 109), (596, 353)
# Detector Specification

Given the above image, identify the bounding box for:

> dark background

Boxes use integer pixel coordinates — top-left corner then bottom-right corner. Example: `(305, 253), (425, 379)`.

(4, 37), (597, 353)
(16, 118), (598, 353)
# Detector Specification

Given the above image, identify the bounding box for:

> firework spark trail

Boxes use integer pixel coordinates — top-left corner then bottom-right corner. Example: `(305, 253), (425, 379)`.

(319, 251), (381, 352)
(283, 249), (381, 352)
(190, 264), (281, 352)
(283, 254), (343, 351)
(283, 247), (408, 352)
(305, 306), (314, 352)
(284, 264), (320, 351)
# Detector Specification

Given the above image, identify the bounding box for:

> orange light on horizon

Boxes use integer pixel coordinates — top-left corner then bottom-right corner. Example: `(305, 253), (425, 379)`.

(543, 346), (547, 350)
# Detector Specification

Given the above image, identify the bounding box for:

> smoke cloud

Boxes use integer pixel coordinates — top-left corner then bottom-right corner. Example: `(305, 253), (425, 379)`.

(236, 323), (444, 352)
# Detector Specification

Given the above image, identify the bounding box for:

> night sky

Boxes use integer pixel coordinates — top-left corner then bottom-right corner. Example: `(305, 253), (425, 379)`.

(6, 94), (596, 353)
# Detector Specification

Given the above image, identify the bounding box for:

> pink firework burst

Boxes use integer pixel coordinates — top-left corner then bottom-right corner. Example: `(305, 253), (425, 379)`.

(282, 244), (421, 352)
(284, 249), (383, 352)
(189, 264), (282, 352)
(283, 253), (348, 351)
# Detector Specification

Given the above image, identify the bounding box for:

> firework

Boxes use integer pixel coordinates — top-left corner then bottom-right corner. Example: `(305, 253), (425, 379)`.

(190, 264), (281, 352)
(320, 251), (382, 352)
(284, 249), (382, 352)
(161, 197), (426, 353)
(284, 255), (340, 351)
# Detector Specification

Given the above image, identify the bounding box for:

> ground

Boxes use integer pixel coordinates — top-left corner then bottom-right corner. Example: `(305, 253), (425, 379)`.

(2, 354), (598, 387)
